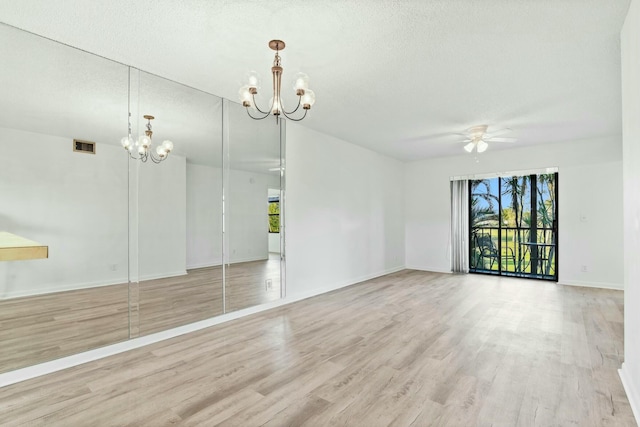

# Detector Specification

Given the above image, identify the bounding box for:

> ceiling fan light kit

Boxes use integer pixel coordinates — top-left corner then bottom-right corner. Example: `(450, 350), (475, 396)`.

(464, 139), (488, 153)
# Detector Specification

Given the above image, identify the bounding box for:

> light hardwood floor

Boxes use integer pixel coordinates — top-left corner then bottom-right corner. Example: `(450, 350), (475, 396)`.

(0, 257), (281, 373)
(0, 270), (635, 426)
(138, 256), (281, 336)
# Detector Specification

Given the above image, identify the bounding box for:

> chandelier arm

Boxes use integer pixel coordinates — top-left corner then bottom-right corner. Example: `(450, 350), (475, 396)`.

(246, 108), (274, 120)
(150, 149), (170, 164)
(282, 96), (302, 115)
(127, 148), (167, 163)
(281, 108), (308, 122)
(150, 153), (162, 164)
(251, 94), (271, 115)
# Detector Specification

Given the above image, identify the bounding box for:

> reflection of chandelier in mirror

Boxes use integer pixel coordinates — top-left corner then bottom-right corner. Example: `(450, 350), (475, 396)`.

(120, 115), (174, 163)
(239, 39), (316, 124)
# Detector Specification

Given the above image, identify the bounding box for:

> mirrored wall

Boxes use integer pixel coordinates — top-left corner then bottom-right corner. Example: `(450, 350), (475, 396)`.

(0, 23), (284, 373)
(226, 101), (283, 312)
(130, 70), (226, 337)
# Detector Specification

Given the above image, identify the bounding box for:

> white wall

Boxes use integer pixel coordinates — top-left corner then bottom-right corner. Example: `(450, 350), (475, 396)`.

(137, 153), (187, 280)
(621, 0), (640, 420)
(285, 123), (405, 298)
(186, 163), (279, 268)
(405, 137), (624, 289)
(268, 233), (280, 253)
(186, 163), (222, 269)
(0, 127), (129, 298)
(227, 168), (279, 263)
(0, 126), (189, 296)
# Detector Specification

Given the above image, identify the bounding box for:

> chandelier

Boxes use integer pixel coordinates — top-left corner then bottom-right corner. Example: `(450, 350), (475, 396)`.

(120, 115), (174, 163)
(239, 40), (316, 124)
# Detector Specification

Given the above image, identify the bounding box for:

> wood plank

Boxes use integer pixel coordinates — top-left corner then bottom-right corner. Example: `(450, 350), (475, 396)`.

(0, 257), (280, 373)
(0, 270), (635, 426)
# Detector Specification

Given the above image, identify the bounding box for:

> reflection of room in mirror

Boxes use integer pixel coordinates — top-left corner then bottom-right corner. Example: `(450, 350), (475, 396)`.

(0, 128), (131, 372)
(0, 22), (285, 375)
(268, 188), (281, 254)
(137, 262), (278, 335)
(0, 284), (130, 372)
(224, 170), (282, 313)
(225, 257), (281, 313)
(0, 19), (133, 373)
(133, 70), (227, 335)
(0, 256), (282, 370)
(224, 100), (283, 313)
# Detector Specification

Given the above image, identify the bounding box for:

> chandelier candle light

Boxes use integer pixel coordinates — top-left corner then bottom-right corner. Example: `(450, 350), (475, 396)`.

(239, 39), (316, 123)
(121, 115), (174, 163)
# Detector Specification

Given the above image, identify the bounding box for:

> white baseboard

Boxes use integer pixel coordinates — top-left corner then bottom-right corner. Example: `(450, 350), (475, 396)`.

(405, 264), (452, 274)
(0, 276), (129, 300)
(187, 256), (278, 270)
(0, 266), (406, 389)
(1, 270), (195, 300)
(558, 279), (623, 291)
(138, 270), (187, 282)
(228, 255), (269, 264)
(186, 261), (222, 270)
(619, 363), (640, 424)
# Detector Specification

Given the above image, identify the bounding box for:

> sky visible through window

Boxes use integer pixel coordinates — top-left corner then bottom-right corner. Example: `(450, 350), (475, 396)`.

(472, 174), (555, 228)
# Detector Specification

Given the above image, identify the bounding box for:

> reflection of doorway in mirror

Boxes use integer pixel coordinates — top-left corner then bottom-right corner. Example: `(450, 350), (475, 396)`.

(268, 188), (281, 257)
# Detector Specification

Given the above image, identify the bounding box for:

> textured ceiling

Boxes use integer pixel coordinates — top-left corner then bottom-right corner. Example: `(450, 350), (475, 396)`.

(0, 22), (280, 172)
(0, 0), (631, 161)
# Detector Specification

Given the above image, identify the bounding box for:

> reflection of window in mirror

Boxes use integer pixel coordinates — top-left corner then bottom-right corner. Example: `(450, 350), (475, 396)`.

(268, 196), (280, 233)
(268, 189), (280, 256)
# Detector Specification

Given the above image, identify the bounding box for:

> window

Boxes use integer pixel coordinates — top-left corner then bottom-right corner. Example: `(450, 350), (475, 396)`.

(469, 172), (558, 281)
(268, 196), (280, 233)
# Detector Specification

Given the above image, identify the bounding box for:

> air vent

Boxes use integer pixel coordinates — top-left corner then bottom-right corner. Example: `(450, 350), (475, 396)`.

(73, 139), (96, 154)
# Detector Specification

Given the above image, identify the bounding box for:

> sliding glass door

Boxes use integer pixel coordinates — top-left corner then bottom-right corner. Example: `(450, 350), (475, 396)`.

(469, 173), (558, 281)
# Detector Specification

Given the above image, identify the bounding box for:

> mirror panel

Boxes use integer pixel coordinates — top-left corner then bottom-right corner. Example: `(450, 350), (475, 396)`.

(225, 102), (282, 312)
(132, 70), (224, 336)
(0, 23), (285, 375)
(0, 23), (130, 372)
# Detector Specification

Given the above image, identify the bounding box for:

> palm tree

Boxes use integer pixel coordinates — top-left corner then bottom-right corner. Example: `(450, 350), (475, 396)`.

(537, 173), (556, 276)
(470, 179), (499, 269)
(472, 174), (556, 278)
(470, 180), (499, 226)
(501, 176), (529, 272)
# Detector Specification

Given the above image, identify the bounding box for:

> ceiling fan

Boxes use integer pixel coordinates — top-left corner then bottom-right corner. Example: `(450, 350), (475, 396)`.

(458, 125), (517, 153)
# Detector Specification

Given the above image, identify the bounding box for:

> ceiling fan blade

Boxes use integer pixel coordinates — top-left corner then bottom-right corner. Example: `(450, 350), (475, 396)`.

(456, 139), (472, 143)
(486, 137), (517, 143)
(485, 128), (512, 138)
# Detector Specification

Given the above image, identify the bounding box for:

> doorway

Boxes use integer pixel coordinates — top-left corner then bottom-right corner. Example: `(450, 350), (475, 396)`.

(469, 173), (558, 281)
